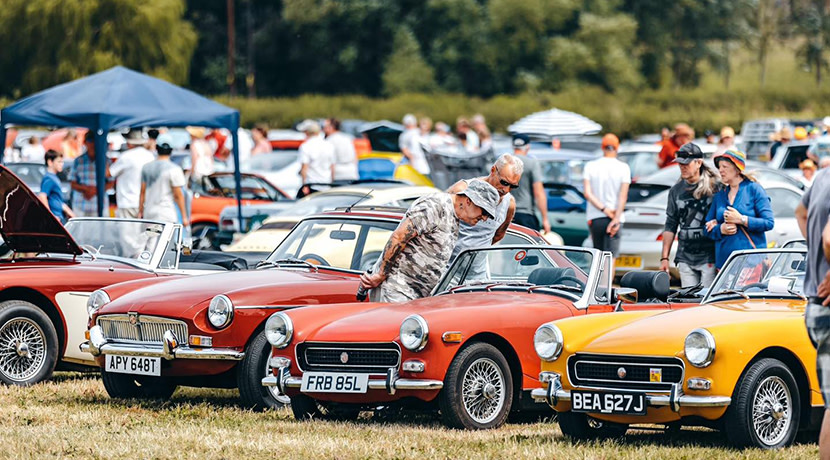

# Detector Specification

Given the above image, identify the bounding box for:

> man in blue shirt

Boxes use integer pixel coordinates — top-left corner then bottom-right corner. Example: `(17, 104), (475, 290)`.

(38, 150), (74, 223)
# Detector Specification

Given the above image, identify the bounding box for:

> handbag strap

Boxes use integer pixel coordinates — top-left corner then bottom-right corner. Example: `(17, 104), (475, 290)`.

(739, 225), (756, 249)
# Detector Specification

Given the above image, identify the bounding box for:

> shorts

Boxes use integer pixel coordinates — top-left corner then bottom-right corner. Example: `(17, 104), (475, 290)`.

(806, 301), (830, 408)
(588, 217), (620, 257)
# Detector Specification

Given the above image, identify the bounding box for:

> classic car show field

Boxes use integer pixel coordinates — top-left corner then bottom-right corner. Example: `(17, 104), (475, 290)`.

(0, 372), (819, 459)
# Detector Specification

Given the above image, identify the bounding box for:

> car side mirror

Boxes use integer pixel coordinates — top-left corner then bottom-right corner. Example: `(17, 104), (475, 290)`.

(181, 237), (193, 256)
(614, 287), (638, 310)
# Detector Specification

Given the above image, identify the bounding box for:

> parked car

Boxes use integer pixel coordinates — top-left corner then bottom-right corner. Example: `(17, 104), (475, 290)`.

(5, 161), (72, 200)
(639, 158), (806, 192)
(586, 179), (804, 279)
(263, 245), (700, 429)
(82, 210), (547, 409)
(532, 247), (814, 449)
(223, 184), (437, 260)
(239, 150), (302, 197)
(0, 165), (243, 386)
(190, 172), (292, 249)
(768, 141), (812, 178)
(739, 118), (790, 159)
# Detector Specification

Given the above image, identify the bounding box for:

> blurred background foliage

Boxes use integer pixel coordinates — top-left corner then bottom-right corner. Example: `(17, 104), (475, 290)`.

(2, 0), (830, 133)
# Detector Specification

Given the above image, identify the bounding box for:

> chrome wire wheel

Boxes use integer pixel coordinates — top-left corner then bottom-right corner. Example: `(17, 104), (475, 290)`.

(0, 318), (47, 383)
(264, 358), (290, 405)
(461, 357), (506, 424)
(752, 375), (792, 446)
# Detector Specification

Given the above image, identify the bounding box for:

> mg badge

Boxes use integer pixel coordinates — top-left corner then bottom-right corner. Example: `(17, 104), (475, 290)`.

(650, 368), (662, 382)
(340, 352), (349, 364)
(617, 367), (627, 379)
(129, 312), (138, 326)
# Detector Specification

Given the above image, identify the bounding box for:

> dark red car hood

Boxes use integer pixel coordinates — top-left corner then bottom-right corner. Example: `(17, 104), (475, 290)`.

(0, 165), (81, 255)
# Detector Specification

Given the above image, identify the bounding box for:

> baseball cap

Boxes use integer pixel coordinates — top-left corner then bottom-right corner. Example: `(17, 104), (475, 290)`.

(601, 133), (619, 150)
(512, 134), (530, 149)
(156, 133), (174, 154)
(794, 126), (808, 140)
(720, 126), (735, 138)
(458, 179), (499, 219)
(297, 119), (321, 134)
(674, 143), (704, 164)
(714, 148), (746, 172)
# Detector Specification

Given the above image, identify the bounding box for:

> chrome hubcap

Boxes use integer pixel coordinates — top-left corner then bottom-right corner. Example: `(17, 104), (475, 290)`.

(752, 376), (792, 446)
(461, 357), (505, 424)
(0, 318), (47, 382)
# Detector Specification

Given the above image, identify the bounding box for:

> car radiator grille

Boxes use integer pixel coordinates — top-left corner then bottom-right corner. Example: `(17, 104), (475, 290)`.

(568, 353), (684, 392)
(297, 342), (401, 374)
(97, 314), (188, 345)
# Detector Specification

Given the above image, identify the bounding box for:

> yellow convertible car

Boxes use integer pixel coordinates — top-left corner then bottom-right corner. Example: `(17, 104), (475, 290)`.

(531, 247), (820, 449)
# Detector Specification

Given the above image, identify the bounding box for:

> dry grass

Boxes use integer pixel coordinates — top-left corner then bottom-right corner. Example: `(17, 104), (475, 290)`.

(0, 372), (819, 459)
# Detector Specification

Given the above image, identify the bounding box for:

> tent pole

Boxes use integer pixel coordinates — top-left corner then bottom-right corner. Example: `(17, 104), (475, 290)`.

(231, 129), (243, 233)
(94, 129), (108, 217)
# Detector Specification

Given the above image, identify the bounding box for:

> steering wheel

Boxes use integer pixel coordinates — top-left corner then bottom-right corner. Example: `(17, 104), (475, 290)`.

(300, 253), (330, 267)
(556, 275), (585, 290)
(741, 282), (768, 292)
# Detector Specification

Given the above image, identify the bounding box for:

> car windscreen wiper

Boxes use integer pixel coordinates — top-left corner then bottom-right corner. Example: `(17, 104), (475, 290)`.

(709, 289), (749, 300)
(261, 258), (319, 271)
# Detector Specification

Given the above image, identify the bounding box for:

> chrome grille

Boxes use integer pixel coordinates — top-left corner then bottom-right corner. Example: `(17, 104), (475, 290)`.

(97, 314), (188, 344)
(568, 353), (684, 392)
(297, 342), (401, 374)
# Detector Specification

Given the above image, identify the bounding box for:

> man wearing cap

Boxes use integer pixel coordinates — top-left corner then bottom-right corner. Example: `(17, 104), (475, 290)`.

(657, 123), (694, 168)
(109, 129), (155, 218)
(359, 179), (499, 303)
(510, 134), (550, 234)
(715, 126), (736, 156)
(583, 134), (630, 262)
(139, 135), (188, 226)
(660, 143), (719, 287)
(800, 159), (818, 187)
(447, 154), (523, 273)
(297, 119), (335, 196)
(400, 114), (430, 175)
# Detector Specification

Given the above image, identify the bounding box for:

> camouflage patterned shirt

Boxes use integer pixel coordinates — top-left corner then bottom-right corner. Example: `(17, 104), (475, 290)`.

(377, 193), (459, 302)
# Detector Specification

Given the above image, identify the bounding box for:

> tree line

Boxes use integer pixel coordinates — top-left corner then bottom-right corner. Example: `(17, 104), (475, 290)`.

(0, 0), (829, 99)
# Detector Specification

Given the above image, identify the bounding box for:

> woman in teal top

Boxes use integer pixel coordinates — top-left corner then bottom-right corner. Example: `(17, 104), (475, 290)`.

(705, 149), (775, 269)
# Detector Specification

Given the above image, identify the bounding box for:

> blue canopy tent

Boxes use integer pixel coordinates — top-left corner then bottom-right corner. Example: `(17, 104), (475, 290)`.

(0, 66), (244, 230)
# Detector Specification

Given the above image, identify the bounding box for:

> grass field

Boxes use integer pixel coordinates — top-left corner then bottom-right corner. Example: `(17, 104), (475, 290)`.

(1, 372), (820, 459)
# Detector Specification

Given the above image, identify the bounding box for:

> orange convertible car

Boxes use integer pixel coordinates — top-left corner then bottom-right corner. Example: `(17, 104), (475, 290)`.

(263, 245), (700, 429)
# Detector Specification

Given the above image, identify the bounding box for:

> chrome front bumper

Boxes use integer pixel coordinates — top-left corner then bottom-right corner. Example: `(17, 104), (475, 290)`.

(530, 372), (731, 412)
(262, 367), (443, 396)
(81, 325), (244, 361)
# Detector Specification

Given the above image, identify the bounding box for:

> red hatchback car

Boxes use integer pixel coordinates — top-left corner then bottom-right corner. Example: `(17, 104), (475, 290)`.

(83, 208), (546, 409)
(262, 246), (700, 429)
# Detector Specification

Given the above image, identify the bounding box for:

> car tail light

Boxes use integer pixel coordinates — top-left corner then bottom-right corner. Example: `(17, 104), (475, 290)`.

(221, 219), (234, 227)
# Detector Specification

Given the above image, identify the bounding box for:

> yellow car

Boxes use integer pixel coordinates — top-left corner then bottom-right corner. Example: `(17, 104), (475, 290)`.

(531, 247), (819, 449)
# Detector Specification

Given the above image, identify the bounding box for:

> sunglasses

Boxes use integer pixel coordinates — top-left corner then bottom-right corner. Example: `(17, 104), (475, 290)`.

(495, 168), (520, 189)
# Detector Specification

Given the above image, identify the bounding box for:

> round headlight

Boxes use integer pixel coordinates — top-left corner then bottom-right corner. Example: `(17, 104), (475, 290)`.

(87, 290), (110, 318)
(534, 324), (564, 361)
(208, 295), (234, 329)
(265, 312), (293, 348)
(400, 314), (429, 352)
(684, 328), (716, 368)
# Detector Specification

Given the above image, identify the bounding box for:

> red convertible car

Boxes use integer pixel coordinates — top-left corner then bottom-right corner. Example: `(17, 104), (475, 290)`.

(0, 165), (240, 387)
(82, 208), (546, 409)
(262, 245), (700, 429)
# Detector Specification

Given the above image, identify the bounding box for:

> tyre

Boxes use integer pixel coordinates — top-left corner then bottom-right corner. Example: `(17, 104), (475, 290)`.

(0, 300), (59, 386)
(101, 370), (177, 400)
(237, 331), (290, 410)
(290, 394), (361, 421)
(724, 358), (801, 449)
(439, 342), (513, 429)
(557, 411), (629, 440)
(191, 223), (219, 250)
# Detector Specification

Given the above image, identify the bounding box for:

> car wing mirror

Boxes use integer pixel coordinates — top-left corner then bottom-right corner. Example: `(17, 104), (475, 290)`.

(614, 287), (638, 311)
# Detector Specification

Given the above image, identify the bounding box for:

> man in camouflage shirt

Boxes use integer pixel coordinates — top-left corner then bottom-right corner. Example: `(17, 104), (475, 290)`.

(360, 179), (499, 302)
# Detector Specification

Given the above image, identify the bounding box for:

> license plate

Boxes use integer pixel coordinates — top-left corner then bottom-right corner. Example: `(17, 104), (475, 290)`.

(615, 256), (642, 269)
(300, 372), (369, 393)
(105, 355), (161, 377)
(571, 390), (647, 415)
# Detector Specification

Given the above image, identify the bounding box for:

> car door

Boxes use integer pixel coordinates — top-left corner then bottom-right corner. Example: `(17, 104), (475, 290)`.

(544, 183), (589, 245)
(765, 186), (803, 247)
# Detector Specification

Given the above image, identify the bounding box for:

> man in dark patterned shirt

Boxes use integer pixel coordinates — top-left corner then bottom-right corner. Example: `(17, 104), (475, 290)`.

(360, 179), (499, 302)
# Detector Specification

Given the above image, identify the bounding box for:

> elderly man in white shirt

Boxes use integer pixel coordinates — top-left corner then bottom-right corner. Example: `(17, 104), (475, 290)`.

(298, 119), (335, 196)
(323, 118), (359, 181)
(109, 129), (155, 218)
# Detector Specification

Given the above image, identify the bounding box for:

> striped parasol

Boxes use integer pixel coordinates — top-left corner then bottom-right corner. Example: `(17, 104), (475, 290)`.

(507, 109), (602, 137)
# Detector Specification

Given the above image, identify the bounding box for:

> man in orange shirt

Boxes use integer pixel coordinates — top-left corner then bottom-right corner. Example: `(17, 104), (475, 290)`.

(657, 123), (694, 168)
